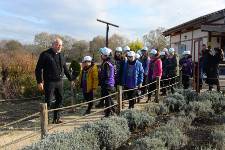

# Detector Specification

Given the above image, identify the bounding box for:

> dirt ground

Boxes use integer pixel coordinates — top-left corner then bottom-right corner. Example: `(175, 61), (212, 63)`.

(0, 77), (225, 150)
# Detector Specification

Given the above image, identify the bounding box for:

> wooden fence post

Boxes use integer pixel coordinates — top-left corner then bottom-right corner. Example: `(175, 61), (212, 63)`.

(117, 85), (122, 115)
(155, 76), (160, 103)
(40, 103), (48, 138)
(178, 70), (182, 89)
(71, 84), (76, 112)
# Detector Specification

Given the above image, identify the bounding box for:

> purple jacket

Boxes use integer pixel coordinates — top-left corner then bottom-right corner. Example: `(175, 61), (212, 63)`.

(100, 57), (115, 87)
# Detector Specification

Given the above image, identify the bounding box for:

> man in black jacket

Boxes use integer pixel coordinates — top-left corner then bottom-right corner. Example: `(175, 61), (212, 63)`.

(35, 38), (75, 124)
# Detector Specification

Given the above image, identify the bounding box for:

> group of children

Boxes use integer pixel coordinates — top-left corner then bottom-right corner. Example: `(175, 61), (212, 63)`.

(78, 46), (187, 117)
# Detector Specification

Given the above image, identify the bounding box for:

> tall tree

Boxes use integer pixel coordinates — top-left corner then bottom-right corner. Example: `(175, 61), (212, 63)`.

(2, 40), (23, 53)
(143, 27), (170, 50)
(71, 40), (89, 62)
(108, 33), (129, 51)
(89, 35), (106, 62)
(128, 38), (143, 52)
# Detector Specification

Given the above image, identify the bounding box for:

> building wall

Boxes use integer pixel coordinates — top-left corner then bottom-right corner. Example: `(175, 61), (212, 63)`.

(211, 37), (221, 50)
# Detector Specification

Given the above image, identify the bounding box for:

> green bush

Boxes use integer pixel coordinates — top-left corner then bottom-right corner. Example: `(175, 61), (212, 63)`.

(163, 93), (186, 112)
(131, 137), (166, 150)
(120, 109), (155, 131)
(152, 125), (187, 150)
(144, 103), (169, 117)
(219, 112), (225, 124)
(211, 125), (225, 149)
(22, 129), (99, 150)
(69, 59), (81, 80)
(81, 116), (130, 150)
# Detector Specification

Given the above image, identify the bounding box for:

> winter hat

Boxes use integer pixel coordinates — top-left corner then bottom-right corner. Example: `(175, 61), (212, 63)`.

(128, 51), (136, 57)
(102, 47), (112, 56)
(115, 47), (122, 52)
(168, 48), (175, 53)
(82, 56), (92, 63)
(123, 46), (130, 52)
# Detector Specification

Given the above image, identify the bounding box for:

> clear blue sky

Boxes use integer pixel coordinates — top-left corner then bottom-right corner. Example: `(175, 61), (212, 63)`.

(0, 0), (225, 44)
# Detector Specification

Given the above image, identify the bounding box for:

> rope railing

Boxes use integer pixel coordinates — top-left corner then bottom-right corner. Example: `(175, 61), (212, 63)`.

(123, 81), (157, 92)
(160, 82), (180, 90)
(123, 89), (157, 103)
(0, 112), (40, 129)
(0, 129), (41, 149)
(48, 103), (118, 131)
(0, 96), (43, 102)
(48, 92), (118, 112)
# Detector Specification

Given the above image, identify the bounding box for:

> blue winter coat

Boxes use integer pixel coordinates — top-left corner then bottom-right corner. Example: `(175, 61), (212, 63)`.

(122, 59), (144, 86)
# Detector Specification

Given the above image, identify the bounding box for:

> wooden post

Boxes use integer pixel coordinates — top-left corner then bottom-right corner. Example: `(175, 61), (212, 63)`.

(178, 70), (182, 89)
(155, 76), (160, 103)
(117, 85), (122, 115)
(71, 84), (76, 112)
(40, 103), (48, 138)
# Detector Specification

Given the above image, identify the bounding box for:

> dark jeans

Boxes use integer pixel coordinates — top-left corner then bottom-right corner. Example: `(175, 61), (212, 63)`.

(44, 81), (63, 121)
(195, 77), (203, 92)
(83, 92), (93, 111)
(141, 75), (147, 95)
(101, 88), (114, 116)
(124, 87), (137, 109)
(148, 80), (156, 99)
(161, 76), (168, 93)
(168, 75), (175, 94)
(182, 75), (190, 89)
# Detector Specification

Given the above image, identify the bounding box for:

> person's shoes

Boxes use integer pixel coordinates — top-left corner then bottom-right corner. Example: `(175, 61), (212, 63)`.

(146, 98), (151, 103)
(52, 119), (65, 124)
(84, 110), (91, 115)
(95, 103), (104, 108)
(137, 99), (141, 103)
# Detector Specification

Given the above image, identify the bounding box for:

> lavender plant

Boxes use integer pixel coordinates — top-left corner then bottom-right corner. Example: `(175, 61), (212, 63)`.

(120, 109), (155, 131)
(144, 103), (169, 117)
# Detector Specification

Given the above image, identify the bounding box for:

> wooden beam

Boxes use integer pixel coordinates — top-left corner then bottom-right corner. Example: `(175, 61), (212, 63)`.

(201, 25), (225, 32)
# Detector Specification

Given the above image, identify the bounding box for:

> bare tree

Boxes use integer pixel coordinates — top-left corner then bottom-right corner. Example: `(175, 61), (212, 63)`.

(143, 27), (170, 50)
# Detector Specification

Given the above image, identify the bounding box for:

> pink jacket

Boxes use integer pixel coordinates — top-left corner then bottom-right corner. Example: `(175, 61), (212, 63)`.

(147, 58), (162, 79)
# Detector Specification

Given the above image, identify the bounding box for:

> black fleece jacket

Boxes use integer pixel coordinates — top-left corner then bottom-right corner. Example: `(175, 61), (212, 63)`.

(35, 48), (72, 84)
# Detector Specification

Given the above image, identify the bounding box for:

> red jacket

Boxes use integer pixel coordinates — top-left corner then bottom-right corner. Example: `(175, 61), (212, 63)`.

(147, 58), (162, 79)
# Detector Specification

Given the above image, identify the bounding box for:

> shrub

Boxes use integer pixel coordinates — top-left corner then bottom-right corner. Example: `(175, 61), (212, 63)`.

(81, 117), (130, 150)
(219, 112), (225, 124)
(163, 93), (186, 112)
(144, 103), (169, 117)
(167, 116), (192, 130)
(211, 125), (225, 149)
(175, 89), (198, 102)
(69, 59), (81, 80)
(185, 101), (214, 117)
(152, 125), (188, 150)
(199, 91), (225, 112)
(0, 52), (42, 99)
(22, 129), (99, 150)
(131, 137), (166, 150)
(120, 109), (155, 131)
